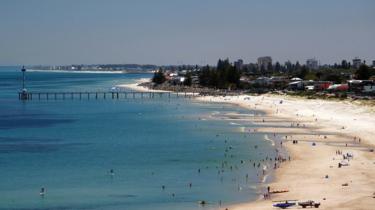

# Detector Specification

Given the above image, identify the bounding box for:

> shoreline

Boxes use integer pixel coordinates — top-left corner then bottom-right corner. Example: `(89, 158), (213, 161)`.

(197, 95), (375, 210)
(116, 78), (171, 92)
(121, 79), (375, 210)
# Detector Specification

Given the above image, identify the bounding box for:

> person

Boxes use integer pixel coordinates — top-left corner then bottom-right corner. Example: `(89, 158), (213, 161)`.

(267, 186), (270, 193)
(40, 187), (45, 196)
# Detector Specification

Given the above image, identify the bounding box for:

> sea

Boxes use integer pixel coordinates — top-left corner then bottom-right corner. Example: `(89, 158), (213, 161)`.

(0, 66), (277, 210)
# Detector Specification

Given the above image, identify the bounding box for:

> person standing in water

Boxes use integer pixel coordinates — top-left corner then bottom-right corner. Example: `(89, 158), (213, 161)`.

(40, 187), (46, 197)
(109, 169), (115, 176)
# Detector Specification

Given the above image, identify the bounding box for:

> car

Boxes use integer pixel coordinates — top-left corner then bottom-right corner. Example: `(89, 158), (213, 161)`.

(298, 200), (321, 208)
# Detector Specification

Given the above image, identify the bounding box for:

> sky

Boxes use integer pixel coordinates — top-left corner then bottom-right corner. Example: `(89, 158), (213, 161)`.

(0, 0), (374, 66)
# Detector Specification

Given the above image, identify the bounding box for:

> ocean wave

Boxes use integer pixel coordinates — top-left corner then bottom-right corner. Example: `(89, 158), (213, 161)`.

(264, 134), (275, 146)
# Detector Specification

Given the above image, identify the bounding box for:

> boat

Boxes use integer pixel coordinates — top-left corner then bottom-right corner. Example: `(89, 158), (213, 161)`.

(270, 189), (289, 194)
(273, 200), (297, 209)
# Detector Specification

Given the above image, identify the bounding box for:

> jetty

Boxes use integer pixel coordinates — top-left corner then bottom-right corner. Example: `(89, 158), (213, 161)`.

(17, 67), (198, 101)
(18, 91), (198, 100)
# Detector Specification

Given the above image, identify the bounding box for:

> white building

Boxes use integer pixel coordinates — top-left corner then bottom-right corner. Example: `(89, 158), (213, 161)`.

(306, 58), (319, 70)
(257, 56), (272, 71)
(352, 57), (362, 69)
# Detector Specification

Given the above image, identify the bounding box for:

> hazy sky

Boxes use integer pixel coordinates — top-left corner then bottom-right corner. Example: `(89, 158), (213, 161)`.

(0, 0), (374, 65)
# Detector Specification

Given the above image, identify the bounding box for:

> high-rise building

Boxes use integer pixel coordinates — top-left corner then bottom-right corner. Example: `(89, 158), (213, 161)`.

(372, 60), (375, 67)
(257, 56), (272, 71)
(306, 58), (319, 70)
(234, 59), (243, 70)
(352, 57), (362, 69)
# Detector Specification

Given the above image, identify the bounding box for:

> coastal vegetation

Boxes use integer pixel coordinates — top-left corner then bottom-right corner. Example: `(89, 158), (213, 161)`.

(151, 58), (375, 98)
(152, 68), (166, 84)
(198, 59), (240, 89)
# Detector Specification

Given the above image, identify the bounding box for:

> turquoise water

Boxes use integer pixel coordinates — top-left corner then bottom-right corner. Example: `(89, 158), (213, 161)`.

(0, 67), (276, 210)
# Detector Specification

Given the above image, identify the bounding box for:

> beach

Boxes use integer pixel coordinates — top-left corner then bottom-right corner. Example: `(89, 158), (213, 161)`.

(126, 79), (375, 210)
(198, 94), (375, 210)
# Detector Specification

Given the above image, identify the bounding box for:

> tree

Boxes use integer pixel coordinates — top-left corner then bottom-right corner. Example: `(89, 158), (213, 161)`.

(198, 59), (240, 89)
(304, 72), (317, 81)
(275, 62), (281, 73)
(267, 62), (273, 73)
(152, 68), (166, 84)
(183, 72), (192, 86)
(324, 74), (343, 83)
(295, 61), (301, 71)
(355, 64), (370, 80)
(341, 60), (348, 69)
(298, 65), (309, 79)
(315, 71), (323, 80)
(199, 65), (212, 87)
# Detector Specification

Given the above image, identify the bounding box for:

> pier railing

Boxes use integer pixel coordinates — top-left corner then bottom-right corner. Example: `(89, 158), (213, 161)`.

(18, 91), (199, 100)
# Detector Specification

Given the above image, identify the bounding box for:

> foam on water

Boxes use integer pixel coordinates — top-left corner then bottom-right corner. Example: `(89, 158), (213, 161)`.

(264, 134), (276, 146)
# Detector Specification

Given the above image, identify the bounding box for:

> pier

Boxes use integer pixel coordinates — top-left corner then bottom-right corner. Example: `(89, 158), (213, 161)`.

(17, 67), (199, 101)
(18, 91), (199, 100)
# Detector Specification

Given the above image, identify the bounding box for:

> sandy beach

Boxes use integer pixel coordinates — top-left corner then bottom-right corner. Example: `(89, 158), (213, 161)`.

(197, 94), (375, 210)
(122, 79), (375, 210)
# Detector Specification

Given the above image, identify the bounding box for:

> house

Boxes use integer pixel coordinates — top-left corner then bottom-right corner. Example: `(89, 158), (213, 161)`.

(170, 76), (186, 85)
(269, 76), (289, 88)
(348, 80), (375, 93)
(313, 81), (332, 91)
(327, 84), (349, 92)
(251, 77), (272, 86)
(288, 81), (305, 90)
(288, 80), (332, 91)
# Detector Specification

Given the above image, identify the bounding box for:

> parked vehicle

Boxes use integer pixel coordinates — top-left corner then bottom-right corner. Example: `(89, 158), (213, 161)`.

(298, 200), (321, 208)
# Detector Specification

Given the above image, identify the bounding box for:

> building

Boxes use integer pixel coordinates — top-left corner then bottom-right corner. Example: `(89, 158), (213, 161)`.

(306, 58), (319, 70)
(348, 80), (375, 93)
(372, 60), (375, 67)
(313, 81), (333, 91)
(251, 76), (272, 86)
(234, 59), (243, 70)
(257, 56), (272, 71)
(352, 57), (362, 69)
